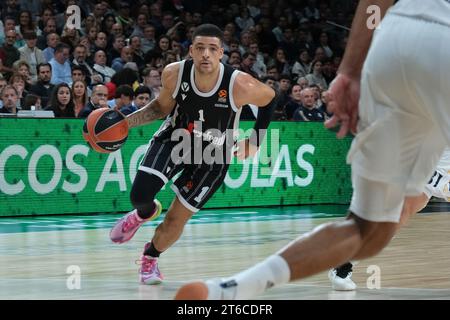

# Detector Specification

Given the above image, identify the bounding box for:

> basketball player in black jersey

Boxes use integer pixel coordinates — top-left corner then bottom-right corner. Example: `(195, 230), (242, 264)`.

(109, 24), (276, 284)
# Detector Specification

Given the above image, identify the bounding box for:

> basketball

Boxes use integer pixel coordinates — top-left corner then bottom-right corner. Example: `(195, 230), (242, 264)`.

(82, 108), (129, 153)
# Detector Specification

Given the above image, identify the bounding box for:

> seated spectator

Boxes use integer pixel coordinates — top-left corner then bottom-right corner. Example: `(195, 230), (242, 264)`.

(0, 30), (20, 80)
(78, 84), (109, 118)
(110, 84), (135, 115)
(141, 24), (156, 53)
(18, 31), (46, 83)
(240, 52), (258, 79)
(297, 77), (309, 90)
(12, 60), (32, 90)
(292, 87), (325, 121)
(45, 82), (75, 117)
(72, 80), (88, 117)
(71, 65), (92, 96)
(71, 44), (101, 86)
(291, 49), (311, 80)
(226, 50), (241, 66)
(305, 59), (328, 90)
(23, 94), (41, 110)
(276, 74), (292, 110)
(111, 46), (134, 72)
(93, 50), (116, 84)
(42, 32), (60, 62)
(29, 62), (54, 108)
(0, 85), (19, 114)
(141, 67), (161, 99)
(9, 72), (28, 107)
(284, 84), (303, 121)
(49, 43), (72, 85)
(132, 85), (152, 110)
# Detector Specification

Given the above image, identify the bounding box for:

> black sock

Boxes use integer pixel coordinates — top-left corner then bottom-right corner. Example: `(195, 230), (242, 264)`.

(335, 262), (353, 278)
(144, 242), (161, 258)
(136, 201), (156, 220)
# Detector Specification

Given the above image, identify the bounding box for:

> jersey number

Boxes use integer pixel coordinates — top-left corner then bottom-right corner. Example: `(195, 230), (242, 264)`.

(428, 171), (443, 188)
(194, 187), (209, 203)
(198, 110), (205, 122)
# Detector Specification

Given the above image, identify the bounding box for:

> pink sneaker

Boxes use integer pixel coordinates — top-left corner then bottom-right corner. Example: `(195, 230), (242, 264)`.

(110, 199), (162, 244)
(138, 251), (164, 285)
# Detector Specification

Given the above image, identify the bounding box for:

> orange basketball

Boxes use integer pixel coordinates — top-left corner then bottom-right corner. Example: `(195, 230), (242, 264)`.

(82, 108), (129, 153)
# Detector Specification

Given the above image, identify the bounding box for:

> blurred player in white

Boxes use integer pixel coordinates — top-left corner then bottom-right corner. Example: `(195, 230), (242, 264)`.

(329, 148), (450, 290)
(175, 0), (450, 300)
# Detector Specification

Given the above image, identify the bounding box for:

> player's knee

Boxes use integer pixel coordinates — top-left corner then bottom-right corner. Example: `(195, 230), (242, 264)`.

(130, 172), (164, 211)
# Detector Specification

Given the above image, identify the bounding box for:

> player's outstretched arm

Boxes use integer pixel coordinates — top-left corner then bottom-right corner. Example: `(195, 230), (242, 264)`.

(234, 73), (276, 159)
(325, 0), (394, 138)
(126, 63), (179, 128)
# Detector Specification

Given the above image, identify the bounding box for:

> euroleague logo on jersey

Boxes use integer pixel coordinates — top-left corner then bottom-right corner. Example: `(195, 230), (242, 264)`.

(218, 89), (227, 103)
(214, 89), (228, 108)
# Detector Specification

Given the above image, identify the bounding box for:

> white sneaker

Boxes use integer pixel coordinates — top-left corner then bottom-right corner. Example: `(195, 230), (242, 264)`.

(328, 269), (356, 291)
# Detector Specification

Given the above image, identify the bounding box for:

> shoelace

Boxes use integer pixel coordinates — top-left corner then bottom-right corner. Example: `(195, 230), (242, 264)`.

(122, 213), (140, 232)
(136, 257), (157, 273)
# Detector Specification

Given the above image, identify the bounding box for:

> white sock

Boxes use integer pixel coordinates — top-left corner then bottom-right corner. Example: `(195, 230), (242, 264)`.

(214, 255), (291, 299)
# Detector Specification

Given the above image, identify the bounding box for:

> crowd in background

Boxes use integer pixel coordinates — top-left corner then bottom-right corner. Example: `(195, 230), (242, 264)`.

(0, 0), (357, 121)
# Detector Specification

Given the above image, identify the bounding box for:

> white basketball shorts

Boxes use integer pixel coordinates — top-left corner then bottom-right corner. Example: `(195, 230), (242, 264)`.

(348, 13), (450, 222)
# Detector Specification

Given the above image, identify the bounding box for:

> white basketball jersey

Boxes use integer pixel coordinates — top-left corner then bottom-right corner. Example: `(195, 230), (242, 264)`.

(389, 0), (450, 27)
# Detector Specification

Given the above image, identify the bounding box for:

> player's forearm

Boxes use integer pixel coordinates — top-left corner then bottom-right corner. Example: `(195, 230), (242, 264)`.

(126, 99), (166, 128)
(339, 0), (394, 78)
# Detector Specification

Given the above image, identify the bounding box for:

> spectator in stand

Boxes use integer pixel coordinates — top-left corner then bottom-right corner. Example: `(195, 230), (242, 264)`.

(78, 84), (109, 118)
(12, 61), (32, 91)
(0, 85), (19, 114)
(317, 31), (334, 58)
(16, 10), (41, 40)
(112, 46), (134, 72)
(284, 83), (303, 120)
(248, 41), (266, 79)
(110, 84), (134, 114)
(235, 6), (255, 32)
(0, 30), (20, 80)
(141, 67), (161, 99)
(132, 85), (151, 110)
(305, 59), (328, 90)
(19, 31), (45, 83)
(108, 35), (125, 66)
(292, 87), (325, 121)
(42, 32), (60, 62)
(141, 24), (156, 54)
(23, 93), (41, 110)
(45, 82), (75, 118)
(291, 49), (311, 80)
(240, 52), (258, 79)
(72, 80), (88, 117)
(93, 50), (115, 84)
(276, 74), (292, 113)
(29, 62), (54, 108)
(129, 36), (145, 70)
(37, 17), (57, 50)
(49, 43), (72, 85)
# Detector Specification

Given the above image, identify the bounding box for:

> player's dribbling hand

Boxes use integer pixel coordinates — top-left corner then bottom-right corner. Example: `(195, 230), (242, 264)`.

(324, 73), (360, 138)
(234, 139), (258, 160)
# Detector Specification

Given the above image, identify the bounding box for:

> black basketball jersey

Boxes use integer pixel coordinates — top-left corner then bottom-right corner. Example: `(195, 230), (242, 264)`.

(153, 59), (241, 165)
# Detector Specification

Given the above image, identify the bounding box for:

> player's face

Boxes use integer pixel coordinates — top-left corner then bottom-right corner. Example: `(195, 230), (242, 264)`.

(190, 36), (224, 74)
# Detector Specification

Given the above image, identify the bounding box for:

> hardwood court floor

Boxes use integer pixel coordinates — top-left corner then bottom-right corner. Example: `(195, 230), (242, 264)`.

(0, 205), (449, 300)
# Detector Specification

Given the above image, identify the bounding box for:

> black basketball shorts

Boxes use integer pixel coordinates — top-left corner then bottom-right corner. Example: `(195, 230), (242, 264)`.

(138, 140), (229, 212)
